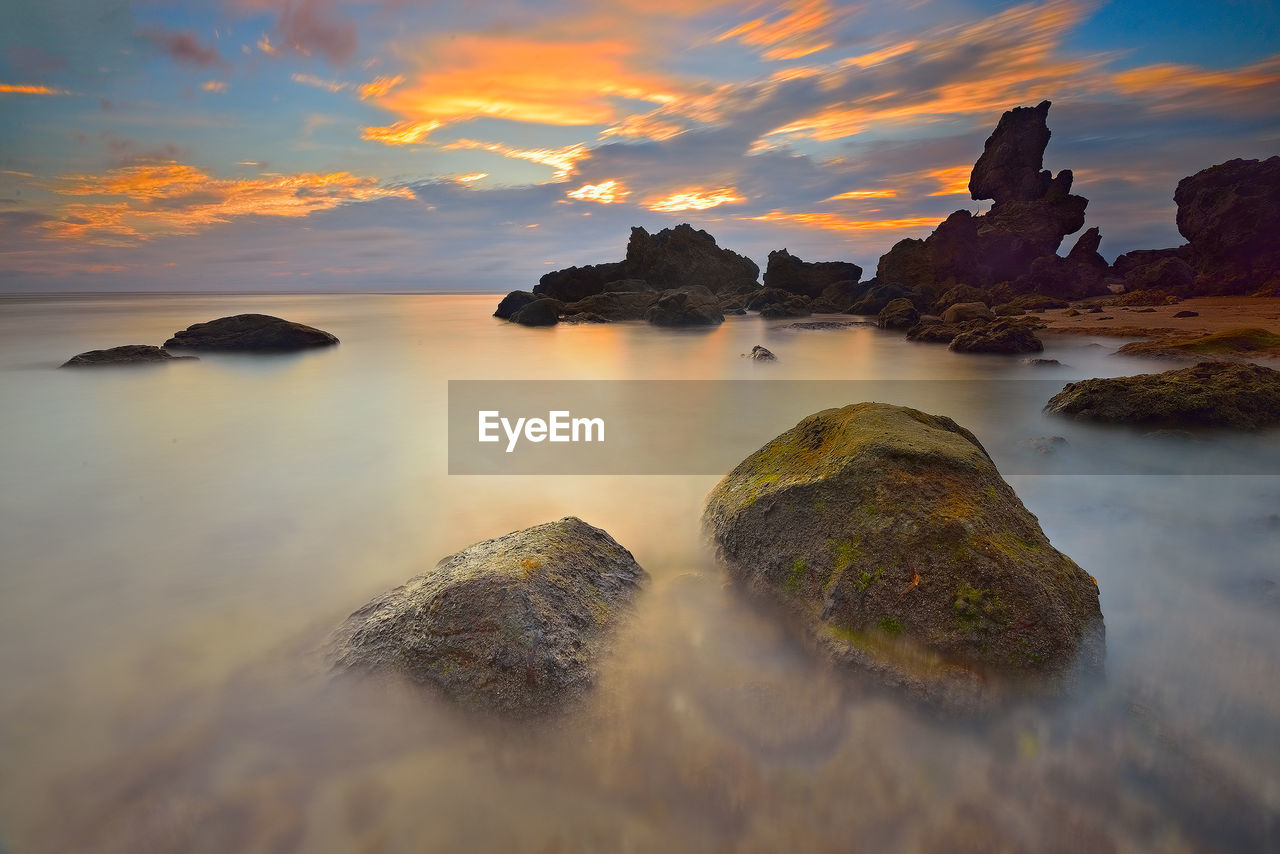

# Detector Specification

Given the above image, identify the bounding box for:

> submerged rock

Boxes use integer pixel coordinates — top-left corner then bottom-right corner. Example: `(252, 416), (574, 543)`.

(329, 517), (647, 716)
(164, 314), (338, 351)
(60, 344), (196, 367)
(746, 345), (777, 361)
(1045, 361), (1280, 429)
(703, 403), (1104, 710)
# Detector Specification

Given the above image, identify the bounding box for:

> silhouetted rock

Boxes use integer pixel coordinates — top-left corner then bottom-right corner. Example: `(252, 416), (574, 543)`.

(495, 290), (538, 319)
(61, 345), (197, 367)
(763, 249), (862, 298)
(1175, 156), (1280, 295)
(1046, 362), (1280, 429)
(563, 290), (658, 321)
(969, 100), (1055, 204)
(329, 517), (647, 716)
(624, 224), (760, 294)
(703, 402), (1104, 710)
(949, 319), (1044, 354)
(877, 298), (920, 330)
(644, 287), (725, 327)
(534, 262), (626, 302)
(164, 314), (338, 351)
(511, 298), (564, 326)
(1015, 227), (1111, 299)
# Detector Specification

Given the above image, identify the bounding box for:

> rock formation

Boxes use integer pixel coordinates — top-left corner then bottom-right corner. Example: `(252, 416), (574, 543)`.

(60, 345), (196, 367)
(1174, 156), (1280, 295)
(330, 517), (647, 716)
(1045, 362), (1280, 429)
(703, 403), (1104, 710)
(763, 249), (862, 299)
(164, 314), (338, 351)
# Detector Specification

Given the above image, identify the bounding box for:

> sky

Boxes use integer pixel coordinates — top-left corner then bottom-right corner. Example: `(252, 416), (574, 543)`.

(1, 0), (1277, 292)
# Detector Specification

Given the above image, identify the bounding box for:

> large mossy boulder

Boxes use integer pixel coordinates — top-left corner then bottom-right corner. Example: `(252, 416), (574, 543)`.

(329, 517), (647, 716)
(60, 344), (196, 367)
(164, 314), (338, 351)
(703, 403), (1104, 710)
(1045, 362), (1280, 429)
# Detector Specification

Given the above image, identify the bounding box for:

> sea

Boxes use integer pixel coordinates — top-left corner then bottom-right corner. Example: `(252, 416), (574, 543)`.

(1, 292), (1278, 852)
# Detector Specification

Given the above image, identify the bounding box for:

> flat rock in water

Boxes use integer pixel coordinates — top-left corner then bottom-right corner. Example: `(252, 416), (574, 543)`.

(164, 314), (338, 351)
(329, 517), (647, 716)
(702, 403), (1104, 711)
(61, 344), (196, 367)
(1045, 361), (1280, 429)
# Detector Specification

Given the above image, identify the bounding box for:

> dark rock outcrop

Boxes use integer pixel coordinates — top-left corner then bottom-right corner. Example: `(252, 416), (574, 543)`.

(877, 298), (920, 330)
(164, 314), (338, 351)
(60, 344), (197, 367)
(533, 263), (627, 303)
(1015, 227), (1111, 299)
(1122, 256), (1195, 294)
(876, 101), (1091, 293)
(624, 224), (759, 294)
(1045, 362), (1280, 429)
(763, 249), (862, 299)
(511, 298), (564, 326)
(329, 517), (647, 716)
(941, 302), (995, 324)
(849, 283), (916, 316)
(644, 287), (725, 327)
(1174, 156), (1280, 295)
(760, 296), (812, 319)
(949, 319), (1044, 354)
(562, 290), (658, 321)
(703, 402), (1104, 710)
(746, 287), (800, 312)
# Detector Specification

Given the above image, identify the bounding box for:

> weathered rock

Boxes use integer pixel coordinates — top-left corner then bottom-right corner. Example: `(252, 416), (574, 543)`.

(1045, 362), (1280, 429)
(644, 287), (725, 327)
(746, 345), (777, 361)
(624, 224), (760, 294)
(942, 302), (995, 324)
(494, 290), (538, 319)
(164, 314), (338, 351)
(60, 344), (197, 367)
(562, 290), (658, 321)
(949, 319), (1044, 354)
(1175, 156), (1280, 295)
(703, 402), (1104, 710)
(329, 517), (647, 715)
(877, 298), (920, 330)
(969, 100), (1055, 204)
(760, 296), (812, 319)
(763, 249), (862, 298)
(533, 262), (626, 302)
(511, 298), (564, 326)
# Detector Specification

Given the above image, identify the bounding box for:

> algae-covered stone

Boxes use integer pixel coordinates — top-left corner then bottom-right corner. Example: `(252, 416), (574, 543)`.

(329, 517), (647, 715)
(703, 403), (1103, 710)
(1045, 361), (1280, 429)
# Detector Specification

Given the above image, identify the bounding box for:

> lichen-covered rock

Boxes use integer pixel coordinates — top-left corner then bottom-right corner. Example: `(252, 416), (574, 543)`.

(511, 298), (564, 327)
(877, 298), (920, 330)
(60, 344), (197, 367)
(644, 287), (724, 327)
(949, 319), (1043, 354)
(763, 249), (862, 298)
(329, 517), (647, 716)
(1046, 362), (1280, 429)
(163, 314), (339, 351)
(494, 290), (538, 320)
(703, 403), (1104, 710)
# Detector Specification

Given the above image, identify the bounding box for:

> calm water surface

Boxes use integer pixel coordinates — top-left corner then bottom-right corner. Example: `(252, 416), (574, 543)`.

(1, 294), (1278, 852)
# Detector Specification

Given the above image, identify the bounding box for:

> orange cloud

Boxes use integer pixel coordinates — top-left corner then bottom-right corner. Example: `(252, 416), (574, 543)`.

(201, 80), (228, 93)
(46, 162), (413, 244)
(0, 83), (69, 95)
(441, 139), (590, 180)
(923, 166), (971, 196)
(825, 189), (897, 201)
(361, 119), (442, 145)
(567, 180), (629, 203)
(647, 187), (744, 212)
(746, 211), (939, 231)
(717, 0), (854, 61)
(359, 75), (403, 100)
(362, 35), (683, 141)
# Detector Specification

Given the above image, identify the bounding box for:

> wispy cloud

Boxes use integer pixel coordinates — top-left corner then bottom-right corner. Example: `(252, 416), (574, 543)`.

(141, 28), (222, 67)
(0, 83), (70, 96)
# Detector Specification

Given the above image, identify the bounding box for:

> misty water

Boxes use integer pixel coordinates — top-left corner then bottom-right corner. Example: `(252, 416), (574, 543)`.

(1, 293), (1278, 852)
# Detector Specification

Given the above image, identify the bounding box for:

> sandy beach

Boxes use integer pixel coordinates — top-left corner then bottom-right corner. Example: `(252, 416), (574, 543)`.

(1036, 296), (1280, 338)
